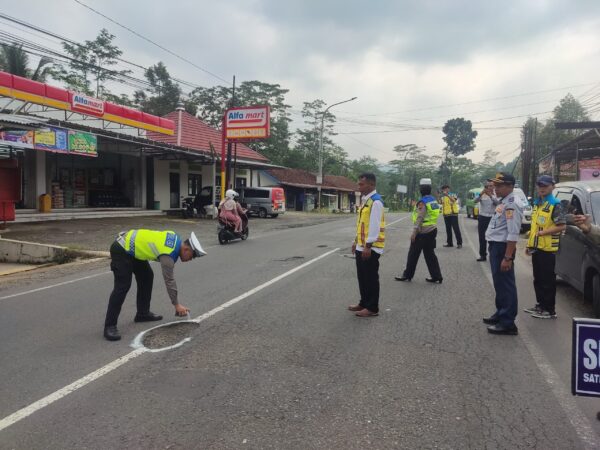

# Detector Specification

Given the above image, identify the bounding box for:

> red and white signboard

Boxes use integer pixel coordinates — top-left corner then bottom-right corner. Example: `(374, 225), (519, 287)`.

(71, 93), (105, 117)
(224, 105), (270, 140)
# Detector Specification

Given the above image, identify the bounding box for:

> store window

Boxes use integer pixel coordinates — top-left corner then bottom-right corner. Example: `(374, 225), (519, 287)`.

(188, 174), (202, 196)
(235, 177), (247, 188)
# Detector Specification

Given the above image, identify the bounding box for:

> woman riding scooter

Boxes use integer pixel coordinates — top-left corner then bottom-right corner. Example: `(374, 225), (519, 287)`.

(218, 189), (244, 233)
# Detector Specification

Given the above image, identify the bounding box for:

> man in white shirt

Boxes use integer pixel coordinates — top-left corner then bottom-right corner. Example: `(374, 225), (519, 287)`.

(348, 173), (385, 317)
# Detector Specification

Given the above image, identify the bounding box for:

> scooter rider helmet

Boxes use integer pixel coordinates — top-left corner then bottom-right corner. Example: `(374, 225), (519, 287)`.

(225, 189), (238, 199)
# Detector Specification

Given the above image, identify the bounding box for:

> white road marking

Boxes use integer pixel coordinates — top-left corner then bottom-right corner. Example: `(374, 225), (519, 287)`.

(386, 215), (411, 227)
(461, 216), (599, 448)
(0, 248), (340, 432)
(0, 348), (146, 433)
(0, 272), (110, 301)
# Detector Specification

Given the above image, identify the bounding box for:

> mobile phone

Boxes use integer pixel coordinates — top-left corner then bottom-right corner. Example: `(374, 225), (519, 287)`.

(565, 214), (575, 225)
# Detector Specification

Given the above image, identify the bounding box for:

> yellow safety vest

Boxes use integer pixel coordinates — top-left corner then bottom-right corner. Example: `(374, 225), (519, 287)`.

(120, 229), (181, 262)
(441, 195), (459, 215)
(527, 201), (561, 252)
(356, 195), (385, 249)
(412, 196), (441, 226)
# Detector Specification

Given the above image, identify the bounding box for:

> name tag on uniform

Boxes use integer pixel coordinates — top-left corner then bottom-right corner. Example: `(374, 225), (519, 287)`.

(164, 232), (177, 248)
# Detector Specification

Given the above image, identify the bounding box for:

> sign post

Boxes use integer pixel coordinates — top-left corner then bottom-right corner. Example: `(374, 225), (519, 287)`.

(572, 318), (600, 397)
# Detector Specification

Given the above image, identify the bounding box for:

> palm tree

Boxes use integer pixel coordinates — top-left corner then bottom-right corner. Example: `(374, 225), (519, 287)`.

(0, 43), (52, 82)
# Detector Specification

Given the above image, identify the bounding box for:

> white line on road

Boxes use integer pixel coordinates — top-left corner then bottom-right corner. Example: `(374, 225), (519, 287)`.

(461, 216), (599, 449)
(0, 272), (110, 301)
(0, 248), (340, 432)
(385, 215), (411, 227)
(0, 348), (147, 433)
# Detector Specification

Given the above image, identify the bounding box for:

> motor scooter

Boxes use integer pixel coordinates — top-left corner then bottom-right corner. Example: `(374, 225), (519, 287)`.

(217, 210), (249, 244)
(181, 194), (206, 219)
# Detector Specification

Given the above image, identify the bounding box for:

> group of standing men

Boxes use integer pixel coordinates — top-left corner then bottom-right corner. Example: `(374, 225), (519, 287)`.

(350, 171), (567, 338)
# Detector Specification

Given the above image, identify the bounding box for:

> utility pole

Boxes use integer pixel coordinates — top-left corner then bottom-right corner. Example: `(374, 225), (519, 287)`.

(225, 76), (236, 192)
(521, 124), (531, 197)
(529, 118), (538, 197)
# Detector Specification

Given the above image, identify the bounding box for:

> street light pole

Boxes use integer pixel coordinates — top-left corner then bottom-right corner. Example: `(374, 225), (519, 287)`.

(317, 96), (357, 210)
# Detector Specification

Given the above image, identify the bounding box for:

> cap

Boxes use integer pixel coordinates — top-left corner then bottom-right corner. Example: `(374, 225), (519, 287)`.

(188, 232), (206, 258)
(419, 178), (432, 186)
(536, 174), (556, 186)
(487, 172), (516, 185)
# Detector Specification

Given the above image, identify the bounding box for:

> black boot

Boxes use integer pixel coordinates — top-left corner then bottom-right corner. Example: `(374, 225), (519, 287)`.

(134, 312), (163, 322)
(104, 326), (121, 341)
(425, 278), (443, 284)
(394, 275), (411, 282)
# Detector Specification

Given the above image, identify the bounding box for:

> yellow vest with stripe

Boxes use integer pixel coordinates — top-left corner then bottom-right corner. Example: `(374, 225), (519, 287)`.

(412, 195), (441, 226)
(356, 195), (385, 249)
(121, 229), (181, 262)
(527, 199), (561, 252)
(441, 194), (459, 215)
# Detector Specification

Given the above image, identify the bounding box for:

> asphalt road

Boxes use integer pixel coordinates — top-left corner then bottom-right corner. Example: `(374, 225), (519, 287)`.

(0, 213), (599, 449)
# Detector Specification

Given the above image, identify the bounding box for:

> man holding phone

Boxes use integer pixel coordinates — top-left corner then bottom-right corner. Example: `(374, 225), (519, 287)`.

(474, 183), (499, 261)
(523, 175), (566, 319)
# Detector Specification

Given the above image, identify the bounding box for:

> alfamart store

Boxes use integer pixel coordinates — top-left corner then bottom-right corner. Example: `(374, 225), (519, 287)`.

(0, 71), (212, 214)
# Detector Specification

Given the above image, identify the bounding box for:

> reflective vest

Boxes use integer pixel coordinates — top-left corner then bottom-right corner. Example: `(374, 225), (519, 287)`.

(412, 195), (441, 226)
(356, 194), (385, 249)
(527, 197), (561, 252)
(442, 194), (459, 215)
(119, 229), (181, 262)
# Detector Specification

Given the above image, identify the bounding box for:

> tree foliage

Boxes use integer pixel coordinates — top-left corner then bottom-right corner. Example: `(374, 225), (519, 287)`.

(134, 62), (195, 116)
(442, 117), (478, 157)
(0, 43), (51, 82)
(52, 28), (131, 99)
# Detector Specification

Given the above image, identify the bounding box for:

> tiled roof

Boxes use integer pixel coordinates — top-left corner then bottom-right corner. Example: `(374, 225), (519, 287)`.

(266, 168), (357, 192)
(148, 110), (269, 162)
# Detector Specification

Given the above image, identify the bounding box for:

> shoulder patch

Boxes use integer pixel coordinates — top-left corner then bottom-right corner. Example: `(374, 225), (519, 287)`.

(508, 196), (514, 203)
(506, 209), (514, 219)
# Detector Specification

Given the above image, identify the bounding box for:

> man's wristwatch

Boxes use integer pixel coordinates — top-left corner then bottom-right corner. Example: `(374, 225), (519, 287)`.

(503, 255), (514, 261)
(365, 243), (373, 249)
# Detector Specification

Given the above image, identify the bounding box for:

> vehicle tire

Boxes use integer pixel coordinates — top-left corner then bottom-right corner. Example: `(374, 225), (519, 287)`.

(218, 230), (228, 245)
(241, 228), (249, 240)
(270, 214), (279, 218)
(592, 274), (600, 318)
(258, 208), (267, 219)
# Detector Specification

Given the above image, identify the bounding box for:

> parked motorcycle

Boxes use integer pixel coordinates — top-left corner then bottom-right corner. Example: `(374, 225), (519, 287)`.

(217, 210), (249, 244)
(181, 195), (206, 219)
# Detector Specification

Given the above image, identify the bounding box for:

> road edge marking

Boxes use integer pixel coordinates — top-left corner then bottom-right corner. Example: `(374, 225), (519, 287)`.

(461, 215), (599, 448)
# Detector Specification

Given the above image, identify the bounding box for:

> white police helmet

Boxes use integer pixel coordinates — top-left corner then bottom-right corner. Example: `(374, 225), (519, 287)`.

(419, 178), (432, 186)
(188, 232), (206, 258)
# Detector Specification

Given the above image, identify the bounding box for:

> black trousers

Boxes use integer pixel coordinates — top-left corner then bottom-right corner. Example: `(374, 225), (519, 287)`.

(355, 250), (380, 313)
(104, 241), (154, 327)
(443, 215), (462, 246)
(477, 215), (492, 258)
(532, 250), (557, 314)
(402, 229), (442, 280)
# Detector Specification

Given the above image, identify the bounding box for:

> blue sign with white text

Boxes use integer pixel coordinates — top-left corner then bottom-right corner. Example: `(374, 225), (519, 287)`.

(572, 318), (600, 397)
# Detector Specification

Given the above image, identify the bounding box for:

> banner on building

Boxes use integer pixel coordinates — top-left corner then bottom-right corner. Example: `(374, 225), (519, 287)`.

(34, 127), (69, 153)
(224, 105), (270, 141)
(68, 130), (98, 157)
(0, 130), (34, 149)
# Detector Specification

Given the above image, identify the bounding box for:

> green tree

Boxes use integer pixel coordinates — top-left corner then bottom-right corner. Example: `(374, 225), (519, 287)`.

(0, 43), (51, 82)
(534, 94), (590, 158)
(53, 28), (131, 99)
(134, 62), (195, 116)
(441, 117), (478, 182)
(389, 144), (441, 205)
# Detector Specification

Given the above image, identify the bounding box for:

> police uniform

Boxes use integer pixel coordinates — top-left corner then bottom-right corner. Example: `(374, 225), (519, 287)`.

(526, 193), (565, 316)
(485, 189), (523, 329)
(354, 191), (385, 314)
(400, 194), (442, 281)
(105, 229), (184, 328)
(441, 191), (463, 247)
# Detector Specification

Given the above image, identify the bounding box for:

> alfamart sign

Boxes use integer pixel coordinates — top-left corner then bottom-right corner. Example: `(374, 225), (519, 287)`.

(71, 93), (105, 116)
(224, 106), (270, 140)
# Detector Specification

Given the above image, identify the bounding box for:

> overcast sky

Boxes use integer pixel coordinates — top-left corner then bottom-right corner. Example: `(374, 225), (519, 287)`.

(3, 0), (600, 164)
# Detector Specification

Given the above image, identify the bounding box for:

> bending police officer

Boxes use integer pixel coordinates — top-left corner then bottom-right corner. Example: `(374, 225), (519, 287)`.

(104, 229), (206, 341)
(395, 178), (443, 283)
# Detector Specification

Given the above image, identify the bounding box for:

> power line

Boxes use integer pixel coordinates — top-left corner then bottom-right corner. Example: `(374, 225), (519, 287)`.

(72, 0), (231, 85)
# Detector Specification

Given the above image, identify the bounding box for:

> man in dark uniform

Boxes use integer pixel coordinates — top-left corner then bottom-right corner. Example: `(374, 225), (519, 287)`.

(395, 178), (443, 283)
(483, 173), (523, 335)
(104, 229), (206, 341)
